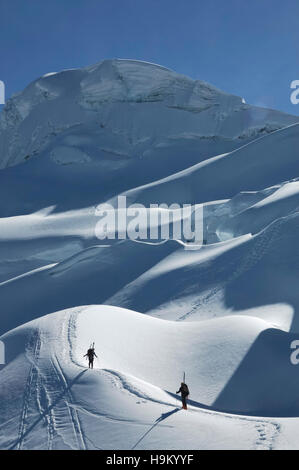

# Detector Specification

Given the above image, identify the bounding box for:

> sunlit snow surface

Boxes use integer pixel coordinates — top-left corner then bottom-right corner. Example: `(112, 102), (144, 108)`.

(0, 60), (299, 449)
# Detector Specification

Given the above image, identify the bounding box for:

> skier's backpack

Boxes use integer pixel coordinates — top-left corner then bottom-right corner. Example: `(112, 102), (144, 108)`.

(181, 383), (189, 395)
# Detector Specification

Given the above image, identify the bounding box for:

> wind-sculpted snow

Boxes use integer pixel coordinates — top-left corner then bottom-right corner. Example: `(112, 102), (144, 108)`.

(0, 59), (297, 188)
(119, 123), (299, 206)
(1, 210), (299, 335)
(0, 306), (296, 450)
(215, 181), (299, 239)
(1, 59), (299, 449)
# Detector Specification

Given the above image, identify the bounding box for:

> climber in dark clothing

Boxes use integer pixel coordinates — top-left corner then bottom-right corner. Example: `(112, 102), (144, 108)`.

(84, 346), (98, 369)
(176, 382), (190, 410)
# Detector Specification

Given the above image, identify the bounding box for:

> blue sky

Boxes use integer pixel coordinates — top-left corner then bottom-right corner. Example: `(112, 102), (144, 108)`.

(0, 0), (299, 114)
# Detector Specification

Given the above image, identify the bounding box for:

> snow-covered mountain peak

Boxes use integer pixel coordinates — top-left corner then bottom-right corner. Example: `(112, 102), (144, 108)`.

(1, 59), (299, 450)
(0, 59), (298, 170)
(80, 58), (233, 108)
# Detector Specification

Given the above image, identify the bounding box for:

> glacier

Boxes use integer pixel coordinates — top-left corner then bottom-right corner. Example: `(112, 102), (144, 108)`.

(0, 59), (299, 450)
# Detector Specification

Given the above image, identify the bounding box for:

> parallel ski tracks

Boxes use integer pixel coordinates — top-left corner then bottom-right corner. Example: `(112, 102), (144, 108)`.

(14, 312), (87, 450)
(14, 306), (281, 450)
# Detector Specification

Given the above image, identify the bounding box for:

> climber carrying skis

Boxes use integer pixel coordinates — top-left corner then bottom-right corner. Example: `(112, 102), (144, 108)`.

(176, 382), (190, 410)
(84, 343), (98, 369)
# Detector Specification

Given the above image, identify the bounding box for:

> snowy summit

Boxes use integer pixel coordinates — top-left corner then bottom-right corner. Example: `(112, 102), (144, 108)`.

(0, 59), (299, 450)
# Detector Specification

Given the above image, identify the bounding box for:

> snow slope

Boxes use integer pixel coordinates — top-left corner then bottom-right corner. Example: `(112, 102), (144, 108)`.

(118, 123), (299, 206)
(1, 59), (297, 170)
(1, 305), (297, 450)
(1, 59), (299, 449)
(0, 59), (298, 217)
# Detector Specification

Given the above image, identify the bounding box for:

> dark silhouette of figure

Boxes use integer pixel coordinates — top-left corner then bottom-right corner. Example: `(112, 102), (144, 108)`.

(84, 346), (98, 369)
(176, 382), (189, 409)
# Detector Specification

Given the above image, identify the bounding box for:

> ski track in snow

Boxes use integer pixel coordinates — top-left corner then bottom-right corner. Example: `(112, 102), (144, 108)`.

(2, 59), (299, 451)
(12, 312), (88, 450)
(16, 331), (42, 450)
(67, 309), (281, 450)
(10, 306), (282, 450)
(178, 216), (282, 321)
(53, 354), (87, 450)
(35, 356), (55, 450)
(254, 422), (281, 450)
